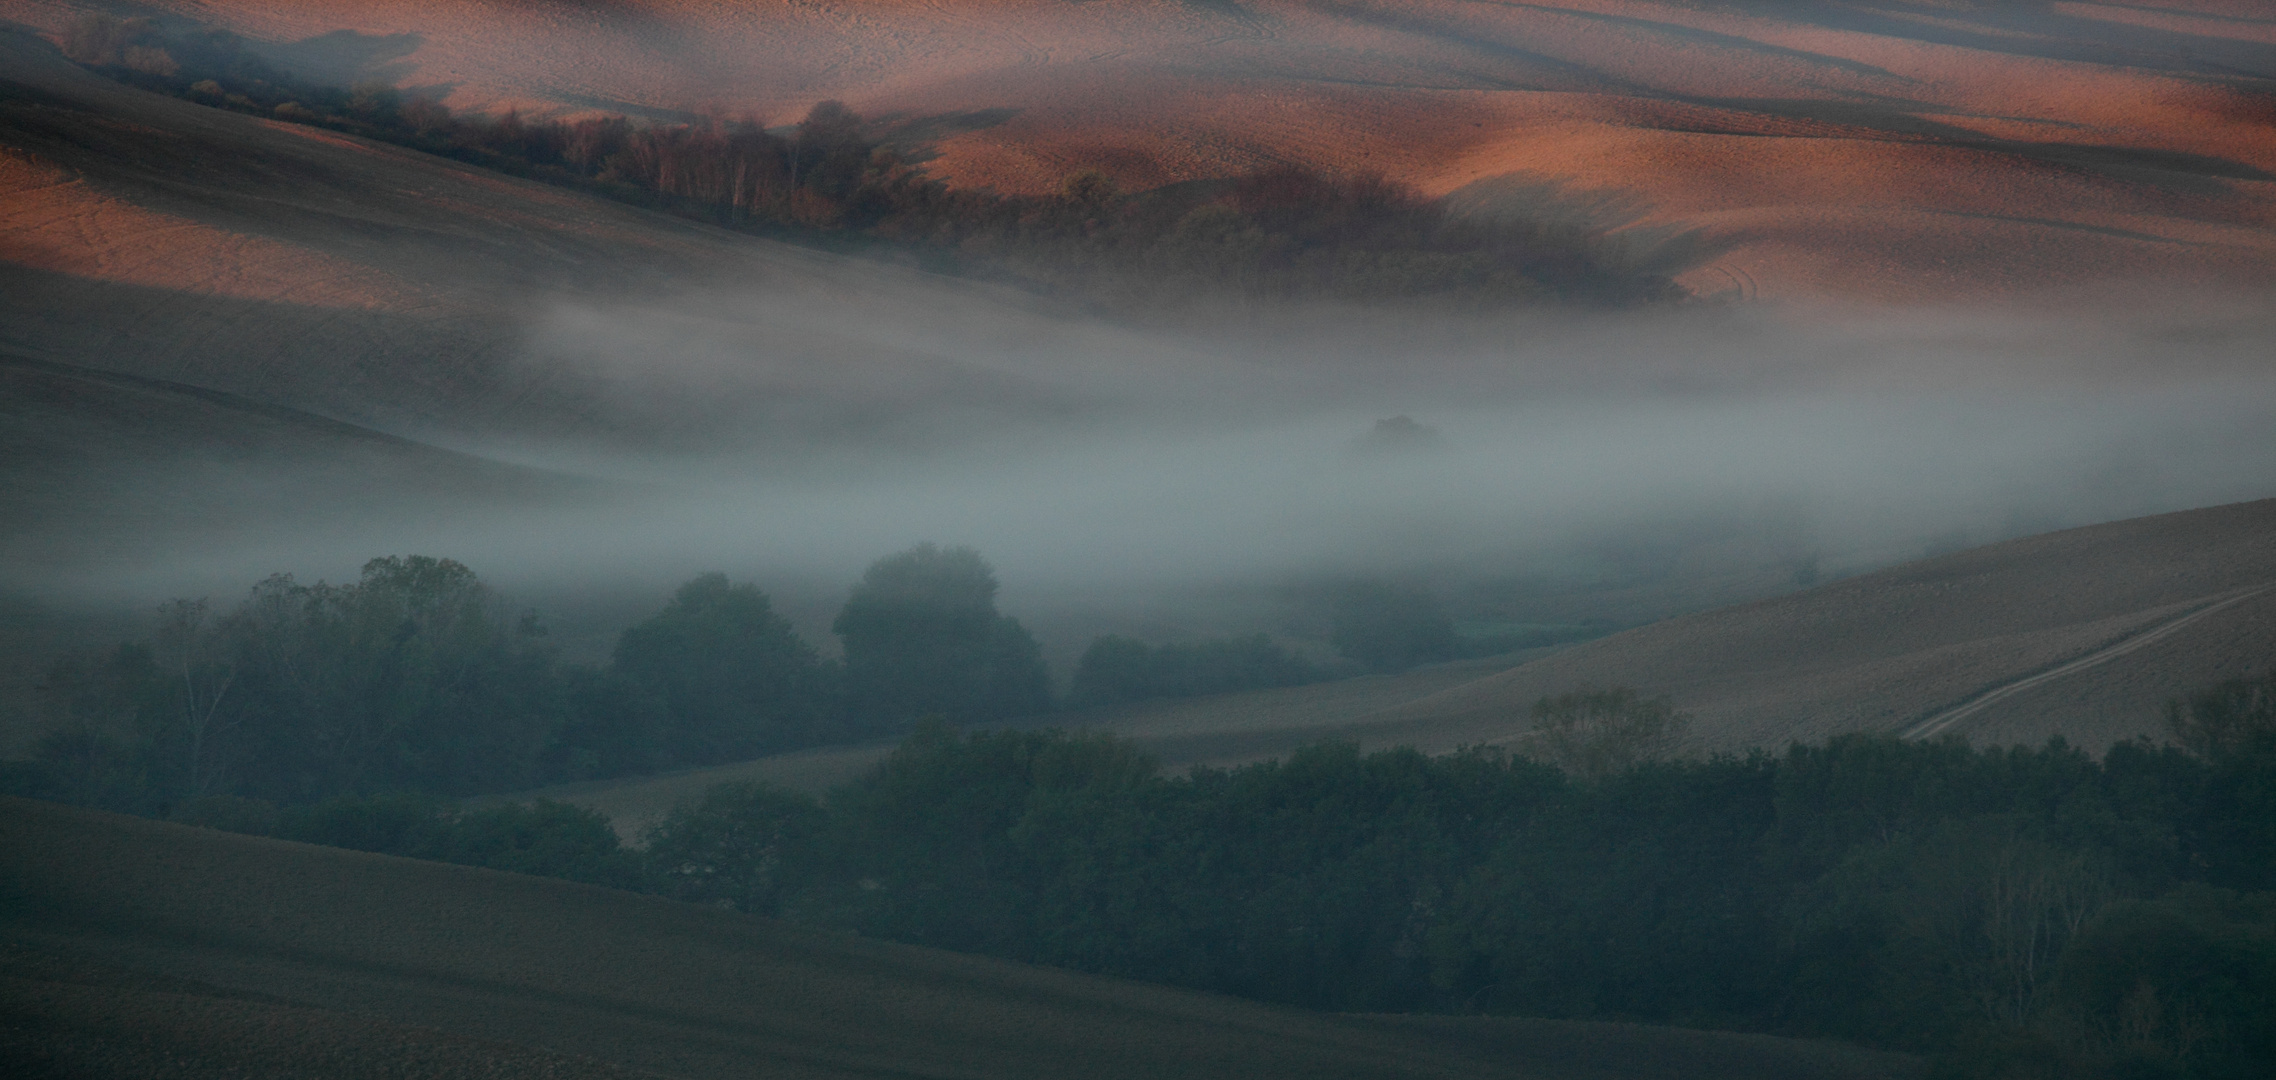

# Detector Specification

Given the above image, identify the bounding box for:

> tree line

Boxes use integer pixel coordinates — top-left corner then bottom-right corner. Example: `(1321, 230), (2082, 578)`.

(6, 546), (1397, 811)
(9, 535), (2271, 1077)
(101, 681), (2276, 1080)
(58, 15), (1676, 309)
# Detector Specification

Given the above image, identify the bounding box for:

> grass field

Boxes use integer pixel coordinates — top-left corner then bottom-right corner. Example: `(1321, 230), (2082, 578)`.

(0, 796), (1924, 1079)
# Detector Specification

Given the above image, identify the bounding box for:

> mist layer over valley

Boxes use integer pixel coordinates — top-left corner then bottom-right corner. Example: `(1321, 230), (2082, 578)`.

(6, 6), (2276, 738)
(9, 5), (2276, 1080)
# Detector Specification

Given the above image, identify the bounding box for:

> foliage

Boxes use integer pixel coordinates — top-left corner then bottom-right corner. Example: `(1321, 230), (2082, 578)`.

(56, 15), (1676, 309)
(5, 554), (1043, 809)
(610, 573), (835, 766)
(19, 640), (2276, 1077)
(1524, 686), (1691, 777)
(1330, 580), (1456, 672)
(642, 781), (826, 915)
(2049, 886), (2276, 1079)
(1069, 633), (1322, 707)
(618, 720), (2276, 1075)
(833, 544), (1052, 732)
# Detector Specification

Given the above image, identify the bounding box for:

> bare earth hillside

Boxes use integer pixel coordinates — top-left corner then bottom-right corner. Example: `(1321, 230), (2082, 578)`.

(0, 28), (1107, 447)
(1334, 497), (2276, 758)
(6, 1), (2273, 301)
(0, 797), (1923, 1080)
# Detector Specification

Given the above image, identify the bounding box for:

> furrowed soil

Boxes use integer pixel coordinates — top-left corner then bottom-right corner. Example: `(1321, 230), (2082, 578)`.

(0, 796), (1923, 1080)
(8, 0), (2273, 303)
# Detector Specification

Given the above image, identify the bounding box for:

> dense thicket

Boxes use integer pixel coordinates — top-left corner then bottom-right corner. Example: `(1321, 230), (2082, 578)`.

(1331, 579), (1458, 671)
(668, 683), (2276, 1078)
(8, 546), (1068, 809)
(142, 688), (2276, 1080)
(23, 557), (564, 807)
(57, 15), (1675, 308)
(1068, 633), (1324, 707)
(834, 544), (1051, 732)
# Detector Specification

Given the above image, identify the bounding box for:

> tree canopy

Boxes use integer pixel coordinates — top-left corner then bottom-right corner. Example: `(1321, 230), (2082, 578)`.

(833, 544), (1052, 731)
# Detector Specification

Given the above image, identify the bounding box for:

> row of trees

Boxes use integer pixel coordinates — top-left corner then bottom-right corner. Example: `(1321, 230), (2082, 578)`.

(60, 15), (1675, 308)
(162, 683), (2276, 1080)
(16, 546), (1469, 811)
(627, 688), (2276, 1078)
(13, 547), (1051, 808)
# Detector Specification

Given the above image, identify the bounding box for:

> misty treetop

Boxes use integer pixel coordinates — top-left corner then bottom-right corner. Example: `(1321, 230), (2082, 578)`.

(59, 14), (1675, 309)
(12, 543), (1392, 812)
(30, 556), (564, 807)
(1069, 633), (1324, 707)
(835, 544), (1052, 731)
(608, 572), (834, 765)
(1330, 579), (1457, 672)
(12, 545), (1062, 810)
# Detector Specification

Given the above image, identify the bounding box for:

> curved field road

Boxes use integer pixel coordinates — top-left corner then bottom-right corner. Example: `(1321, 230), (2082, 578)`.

(1900, 581), (2276, 741)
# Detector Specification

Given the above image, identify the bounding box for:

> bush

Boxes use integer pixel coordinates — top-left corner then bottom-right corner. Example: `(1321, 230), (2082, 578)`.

(1069, 633), (1321, 706)
(1524, 687), (1691, 777)
(642, 781), (826, 915)
(2052, 886), (2276, 1078)
(1330, 581), (1455, 672)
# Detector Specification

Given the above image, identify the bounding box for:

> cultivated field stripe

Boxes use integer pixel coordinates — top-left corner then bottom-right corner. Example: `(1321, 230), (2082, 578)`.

(1899, 581), (2276, 741)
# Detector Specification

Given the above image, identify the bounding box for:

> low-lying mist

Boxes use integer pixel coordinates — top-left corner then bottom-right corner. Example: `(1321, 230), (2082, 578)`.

(13, 276), (2276, 667)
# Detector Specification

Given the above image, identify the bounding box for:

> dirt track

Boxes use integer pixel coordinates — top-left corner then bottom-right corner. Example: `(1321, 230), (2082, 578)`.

(1900, 580), (2276, 741)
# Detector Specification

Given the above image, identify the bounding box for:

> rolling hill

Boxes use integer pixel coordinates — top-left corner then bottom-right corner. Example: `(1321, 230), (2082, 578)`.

(1341, 496), (2276, 757)
(512, 498), (2276, 842)
(3, 6), (2272, 784)
(6, 0), (2272, 302)
(0, 796), (1922, 1079)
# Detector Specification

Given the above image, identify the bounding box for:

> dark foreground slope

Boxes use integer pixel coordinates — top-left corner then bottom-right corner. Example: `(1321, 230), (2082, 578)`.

(0, 797), (1919, 1080)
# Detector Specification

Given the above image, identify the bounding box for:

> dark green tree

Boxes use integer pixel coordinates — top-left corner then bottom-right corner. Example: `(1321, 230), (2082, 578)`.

(222, 555), (561, 801)
(1329, 580), (1455, 672)
(611, 573), (832, 766)
(833, 544), (1051, 731)
(1069, 633), (1321, 706)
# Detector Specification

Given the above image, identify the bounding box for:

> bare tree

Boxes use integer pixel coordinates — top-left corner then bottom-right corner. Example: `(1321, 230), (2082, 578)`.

(152, 598), (236, 798)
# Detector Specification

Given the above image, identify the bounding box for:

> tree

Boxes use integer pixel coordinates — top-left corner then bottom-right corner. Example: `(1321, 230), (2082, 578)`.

(833, 545), (1051, 731)
(611, 573), (832, 765)
(1330, 580), (1454, 672)
(1524, 686), (1689, 778)
(222, 556), (559, 800)
(2166, 670), (2276, 761)
(1069, 633), (1321, 706)
(151, 598), (236, 799)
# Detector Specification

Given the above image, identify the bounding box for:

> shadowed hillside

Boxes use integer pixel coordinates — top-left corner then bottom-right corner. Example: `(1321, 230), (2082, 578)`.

(0, 796), (1922, 1080)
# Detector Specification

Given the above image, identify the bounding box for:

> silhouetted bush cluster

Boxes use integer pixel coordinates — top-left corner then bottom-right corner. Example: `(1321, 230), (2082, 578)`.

(59, 15), (1676, 308)
(1069, 633), (1324, 707)
(1331, 579), (1457, 672)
